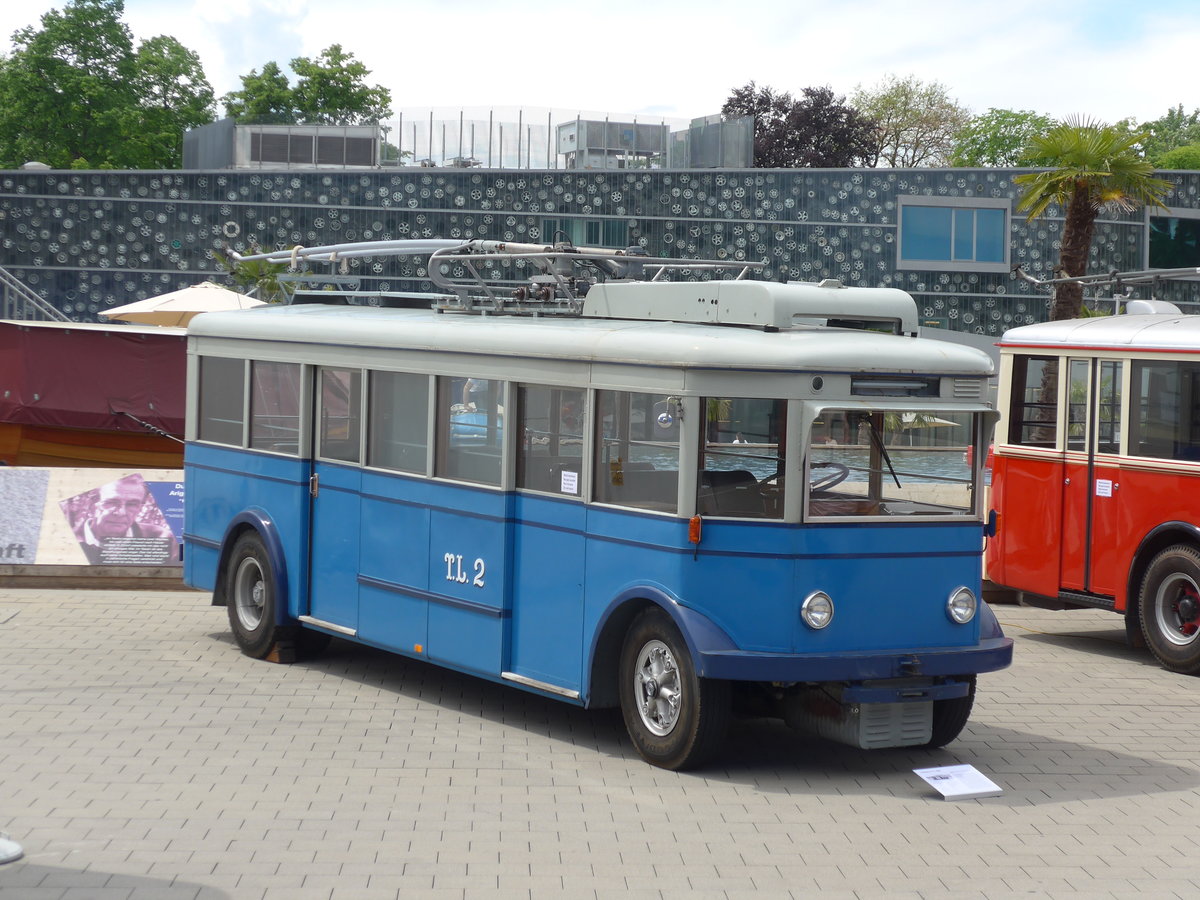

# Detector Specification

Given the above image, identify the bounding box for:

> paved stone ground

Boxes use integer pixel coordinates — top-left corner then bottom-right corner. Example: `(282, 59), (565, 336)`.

(1, 588), (1199, 899)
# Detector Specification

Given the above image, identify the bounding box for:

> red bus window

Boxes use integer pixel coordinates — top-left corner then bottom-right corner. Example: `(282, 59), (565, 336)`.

(1008, 355), (1058, 447)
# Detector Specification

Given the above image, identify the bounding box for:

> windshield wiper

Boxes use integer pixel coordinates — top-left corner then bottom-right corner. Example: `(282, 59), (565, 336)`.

(866, 420), (901, 488)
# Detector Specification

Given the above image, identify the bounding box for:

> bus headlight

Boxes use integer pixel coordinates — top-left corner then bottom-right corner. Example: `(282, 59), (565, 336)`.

(947, 587), (977, 624)
(801, 591), (834, 629)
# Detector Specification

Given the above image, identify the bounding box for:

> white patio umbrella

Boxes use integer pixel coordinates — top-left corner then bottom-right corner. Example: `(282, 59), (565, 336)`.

(101, 282), (265, 326)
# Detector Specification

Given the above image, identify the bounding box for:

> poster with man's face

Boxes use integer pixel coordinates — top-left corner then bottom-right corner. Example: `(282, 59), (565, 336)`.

(59, 473), (179, 566)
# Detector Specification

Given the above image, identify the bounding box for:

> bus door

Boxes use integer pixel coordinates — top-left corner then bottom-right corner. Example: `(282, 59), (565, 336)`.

(425, 377), (509, 676)
(1060, 357), (1124, 597)
(307, 366), (364, 630)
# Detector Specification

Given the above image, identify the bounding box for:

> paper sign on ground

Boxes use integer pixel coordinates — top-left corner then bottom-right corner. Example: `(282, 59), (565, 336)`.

(913, 764), (1002, 800)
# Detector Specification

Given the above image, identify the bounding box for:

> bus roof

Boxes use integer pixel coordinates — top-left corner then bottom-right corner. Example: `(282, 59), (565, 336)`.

(188, 303), (993, 376)
(999, 314), (1200, 353)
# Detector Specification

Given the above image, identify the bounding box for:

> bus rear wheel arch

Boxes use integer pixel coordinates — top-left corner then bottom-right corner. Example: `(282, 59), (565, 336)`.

(1139, 544), (1200, 675)
(618, 607), (730, 770)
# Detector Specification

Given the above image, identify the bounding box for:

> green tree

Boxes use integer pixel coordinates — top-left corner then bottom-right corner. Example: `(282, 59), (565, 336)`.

(290, 45), (391, 125)
(221, 61), (297, 124)
(722, 81), (876, 168)
(1132, 105), (1200, 165)
(0, 0), (135, 168)
(1156, 142), (1200, 170)
(0, 0), (214, 169)
(213, 244), (293, 304)
(1015, 118), (1172, 320)
(851, 74), (971, 167)
(124, 36), (215, 167)
(950, 108), (1057, 167)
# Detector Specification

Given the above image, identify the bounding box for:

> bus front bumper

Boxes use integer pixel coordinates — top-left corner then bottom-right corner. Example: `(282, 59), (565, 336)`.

(696, 636), (1013, 683)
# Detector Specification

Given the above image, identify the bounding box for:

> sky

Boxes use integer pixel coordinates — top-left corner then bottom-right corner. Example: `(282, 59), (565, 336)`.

(5, 0), (1200, 130)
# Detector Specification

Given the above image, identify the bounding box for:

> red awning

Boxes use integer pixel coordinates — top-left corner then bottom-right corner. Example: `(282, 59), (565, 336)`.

(0, 320), (185, 436)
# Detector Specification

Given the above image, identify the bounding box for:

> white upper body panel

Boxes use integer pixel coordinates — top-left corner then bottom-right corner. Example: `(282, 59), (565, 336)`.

(1000, 314), (1200, 353)
(188, 302), (992, 377)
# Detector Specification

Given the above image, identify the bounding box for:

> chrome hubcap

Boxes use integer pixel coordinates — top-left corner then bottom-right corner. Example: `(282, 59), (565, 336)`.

(634, 639), (681, 737)
(1155, 572), (1200, 646)
(234, 557), (265, 631)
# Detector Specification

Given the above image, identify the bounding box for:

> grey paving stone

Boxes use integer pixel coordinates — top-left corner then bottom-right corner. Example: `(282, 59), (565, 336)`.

(2, 590), (1200, 898)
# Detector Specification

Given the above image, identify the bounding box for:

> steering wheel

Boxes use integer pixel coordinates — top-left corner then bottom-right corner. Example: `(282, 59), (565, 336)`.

(809, 461), (849, 492)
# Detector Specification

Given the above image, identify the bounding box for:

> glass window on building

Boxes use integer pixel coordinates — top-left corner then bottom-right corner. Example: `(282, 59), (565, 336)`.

(897, 197), (1009, 272)
(1148, 210), (1200, 269)
(541, 218), (628, 248)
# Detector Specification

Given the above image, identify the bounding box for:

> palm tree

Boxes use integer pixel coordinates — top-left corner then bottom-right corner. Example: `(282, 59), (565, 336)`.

(212, 244), (293, 304)
(1015, 118), (1172, 320)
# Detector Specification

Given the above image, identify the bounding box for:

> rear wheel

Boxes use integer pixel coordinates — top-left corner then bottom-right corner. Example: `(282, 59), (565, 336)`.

(924, 676), (976, 748)
(619, 608), (730, 770)
(226, 532), (283, 659)
(1139, 544), (1200, 674)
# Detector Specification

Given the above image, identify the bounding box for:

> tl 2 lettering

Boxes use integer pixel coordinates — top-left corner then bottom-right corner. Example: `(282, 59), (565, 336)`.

(443, 552), (485, 588)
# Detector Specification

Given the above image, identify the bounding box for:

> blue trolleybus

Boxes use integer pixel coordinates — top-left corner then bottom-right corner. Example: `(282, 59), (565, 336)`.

(183, 239), (1012, 769)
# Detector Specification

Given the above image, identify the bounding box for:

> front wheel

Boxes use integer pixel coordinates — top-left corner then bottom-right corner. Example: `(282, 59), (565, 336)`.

(1139, 544), (1200, 674)
(619, 608), (730, 770)
(924, 676), (976, 748)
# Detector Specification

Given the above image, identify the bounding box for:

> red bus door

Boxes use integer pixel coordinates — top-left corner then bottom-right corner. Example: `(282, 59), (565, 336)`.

(1059, 358), (1123, 601)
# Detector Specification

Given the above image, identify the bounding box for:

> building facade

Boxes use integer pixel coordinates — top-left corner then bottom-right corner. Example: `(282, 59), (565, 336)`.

(1, 166), (1198, 333)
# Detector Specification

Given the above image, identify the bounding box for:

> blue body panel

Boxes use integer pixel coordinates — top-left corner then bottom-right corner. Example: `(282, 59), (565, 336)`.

(185, 446), (1012, 703)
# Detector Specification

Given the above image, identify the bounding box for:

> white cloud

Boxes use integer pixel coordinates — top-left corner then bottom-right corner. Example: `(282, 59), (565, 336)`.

(6, 0), (1199, 125)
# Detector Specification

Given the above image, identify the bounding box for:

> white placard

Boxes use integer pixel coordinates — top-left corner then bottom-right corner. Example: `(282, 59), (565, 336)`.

(913, 764), (1002, 800)
(561, 470), (579, 495)
(1095, 479), (1113, 498)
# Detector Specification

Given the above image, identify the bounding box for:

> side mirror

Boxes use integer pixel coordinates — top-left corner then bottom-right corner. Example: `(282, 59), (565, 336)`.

(984, 509), (999, 538)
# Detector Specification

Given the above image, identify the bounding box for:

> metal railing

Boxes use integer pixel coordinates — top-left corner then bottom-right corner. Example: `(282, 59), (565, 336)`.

(0, 267), (70, 322)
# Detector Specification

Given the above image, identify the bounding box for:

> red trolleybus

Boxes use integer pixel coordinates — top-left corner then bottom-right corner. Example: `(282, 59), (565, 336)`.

(987, 300), (1200, 673)
(185, 239), (1011, 769)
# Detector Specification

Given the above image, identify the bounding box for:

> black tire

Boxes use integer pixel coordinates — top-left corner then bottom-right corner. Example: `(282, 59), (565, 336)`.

(1138, 544), (1200, 674)
(225, 531), (284, 660)
(618, 607), (730, 770)
(924, 676), (976, 748)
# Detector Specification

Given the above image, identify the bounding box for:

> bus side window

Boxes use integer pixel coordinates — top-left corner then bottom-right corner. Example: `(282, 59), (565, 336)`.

(1131, 361), (1200, 461)
(1066, 359), (1088, 451)
(249, 361), (301, 455)
(517, 384), (585, 496)
(1008, 355), (1059, 447)
(437, 376), (502, 485)
(697, 397), (785, 519)
(318, 367), (363, 463)
(1095, 360), (1122, 455)
(198, 356), (245, 446)
(594, 390), (679, 512)
(368, 371), (429, 473)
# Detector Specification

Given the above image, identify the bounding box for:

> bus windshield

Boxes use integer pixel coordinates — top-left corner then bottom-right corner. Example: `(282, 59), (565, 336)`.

(806, 408), (982, 519)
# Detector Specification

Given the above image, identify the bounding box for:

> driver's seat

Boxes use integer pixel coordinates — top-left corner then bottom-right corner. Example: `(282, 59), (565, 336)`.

(699, 469), (765, 517)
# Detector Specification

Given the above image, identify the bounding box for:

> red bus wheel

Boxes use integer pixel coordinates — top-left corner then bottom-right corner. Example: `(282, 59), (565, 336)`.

(1139, 544), (1200, 675)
